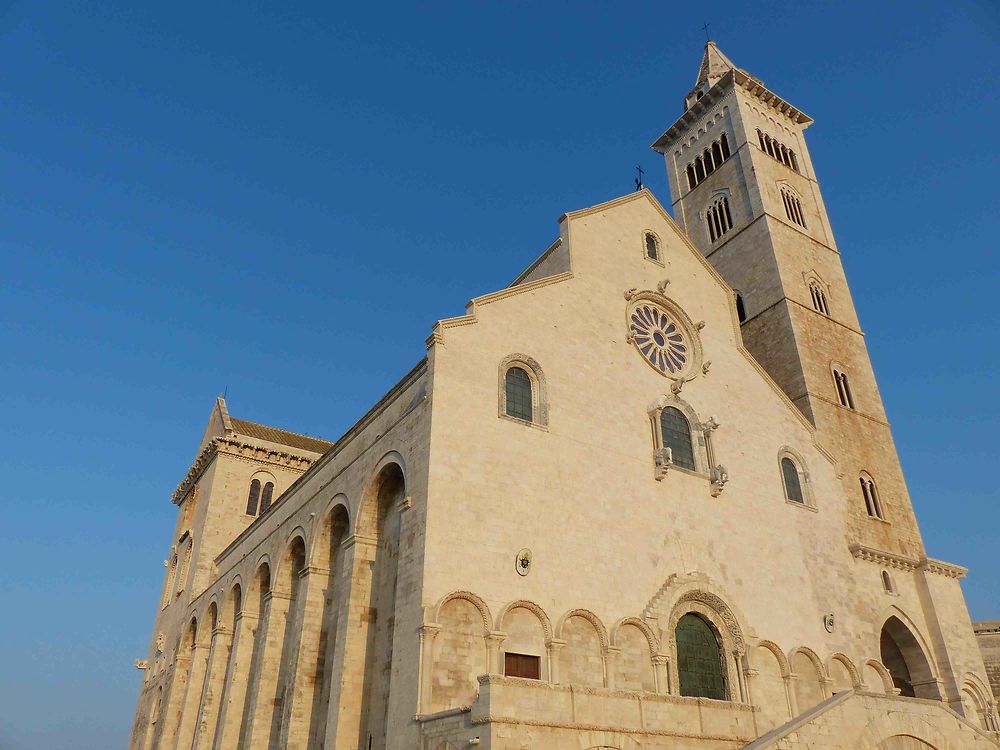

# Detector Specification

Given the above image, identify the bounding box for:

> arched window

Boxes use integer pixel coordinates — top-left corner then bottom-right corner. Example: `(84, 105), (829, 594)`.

(176, 536), (193, 595)
(686, 164), (696, 191)
(781, 457), (804, 503)
(162, 552), (178, 608)
(757, 128), (766, 151)
(719, 133), (731, 159)
(695, 157), (706, 183)
(809, 281), (830, 315)
(504, 367), (533, 422)
(711, 141), (723, 167)
(707, 196), (733, 242)
(734, 291), (747, 323)
(881, 570), (895, 594)
(833, 368), (855, 409)
(245, 479), (261, 516)
(660, 407), (695, 471)
(500, 355), (547, 427)
(860, 474), (884, 519)
(676, 613), (726, 700)
(781, 187), (807, 227)
(259, 482), (275, 514)
(703, 148), (715, 175)
(644, 232), (659, 260)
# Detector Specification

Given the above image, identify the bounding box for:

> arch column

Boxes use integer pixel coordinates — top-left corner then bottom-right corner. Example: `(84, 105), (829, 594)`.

(212, 611), (257, 750)
(417, 623), (441, 715)
(743, 666), (758, 708)
(652, 655), (669, 694)
(192, 625), (233, 750)
(604, 646), (621, 689)
(546, 638), (566, 684)
(244, 590), (293, 749)
(173, 641), (211, 750)
(733, 649), (749, 702)
(486, 631), (506, 675)
(783, 673), (800, 718)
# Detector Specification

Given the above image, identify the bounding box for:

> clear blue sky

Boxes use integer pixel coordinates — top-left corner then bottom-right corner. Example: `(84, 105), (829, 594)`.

(1, 2), (997, 748)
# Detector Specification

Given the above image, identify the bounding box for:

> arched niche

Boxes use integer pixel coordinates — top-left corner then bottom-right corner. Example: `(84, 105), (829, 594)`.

(749, 641), (790, 731)
(789, 647), (827, 711)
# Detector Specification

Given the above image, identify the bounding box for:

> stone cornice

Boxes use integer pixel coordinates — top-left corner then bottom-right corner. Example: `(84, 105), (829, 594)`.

(170, 436), (317, 505)
(849, 543), (918, 571)
(849, 544), (967, 579)
(653, 69), (812, 152)
(918, 557), (968, 580)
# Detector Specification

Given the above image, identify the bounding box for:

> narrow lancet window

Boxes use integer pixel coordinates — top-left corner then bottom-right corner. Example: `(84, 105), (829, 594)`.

(260, 482), (274, 514)
(781, 457), (804, 503)
(246, 479), (261, 516)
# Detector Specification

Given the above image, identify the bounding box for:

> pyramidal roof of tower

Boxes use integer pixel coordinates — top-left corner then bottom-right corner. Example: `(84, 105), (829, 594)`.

(695, 40), (741, 88)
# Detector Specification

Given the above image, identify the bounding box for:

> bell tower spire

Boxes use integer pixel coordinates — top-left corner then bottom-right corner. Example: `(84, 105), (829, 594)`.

(652, 46), (925, 560)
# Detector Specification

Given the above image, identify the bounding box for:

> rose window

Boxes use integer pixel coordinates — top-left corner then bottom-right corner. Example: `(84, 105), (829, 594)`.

(629, 303), (689, 375)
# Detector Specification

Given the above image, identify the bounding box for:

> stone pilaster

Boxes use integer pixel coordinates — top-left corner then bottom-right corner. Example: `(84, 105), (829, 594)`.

(212, 611), (257, 750)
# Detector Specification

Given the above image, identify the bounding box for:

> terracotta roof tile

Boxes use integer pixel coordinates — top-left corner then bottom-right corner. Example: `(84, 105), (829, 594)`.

(230, 418), (333, 455)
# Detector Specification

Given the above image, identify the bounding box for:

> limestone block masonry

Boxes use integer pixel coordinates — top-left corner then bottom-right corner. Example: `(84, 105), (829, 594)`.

(128, 42), (999, 750)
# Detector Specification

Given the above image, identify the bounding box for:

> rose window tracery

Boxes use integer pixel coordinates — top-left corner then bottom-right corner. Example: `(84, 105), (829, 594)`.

(629, 303), (689, 375)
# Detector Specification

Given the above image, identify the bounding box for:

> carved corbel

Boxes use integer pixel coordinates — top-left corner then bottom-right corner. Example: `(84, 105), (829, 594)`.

(657, 278), (671, 293)
(654, 448), (673, 481)
(624, 288), (638, 301)
(696, 320), (706, 330)
(134, 659), (149, 670)
(670, 377), (686, 395)
(702, 416), (721, 433)
(710, 464), (729, 497)
(702, 361), (712, 375)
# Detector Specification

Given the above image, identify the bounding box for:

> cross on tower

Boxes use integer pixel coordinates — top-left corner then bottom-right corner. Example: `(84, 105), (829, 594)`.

(634, 164), (645, 191)
(702, 22), (711, 41)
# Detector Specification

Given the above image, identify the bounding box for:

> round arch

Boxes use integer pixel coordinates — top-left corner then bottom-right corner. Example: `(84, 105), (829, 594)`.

(433, 591), (493, 633)
(496, 599), (553, 641)
(555, 609), (610, 652)
(311, 498), (351, 570)
(356, 454), (407, 540)
(610, 617), (661, 656)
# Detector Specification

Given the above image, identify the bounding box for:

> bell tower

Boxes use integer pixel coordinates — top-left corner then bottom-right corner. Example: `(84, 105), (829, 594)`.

(653, 42), (923, 558)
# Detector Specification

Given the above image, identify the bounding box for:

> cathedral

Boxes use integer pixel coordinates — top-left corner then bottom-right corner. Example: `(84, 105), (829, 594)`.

(129, 43), (1000, 750)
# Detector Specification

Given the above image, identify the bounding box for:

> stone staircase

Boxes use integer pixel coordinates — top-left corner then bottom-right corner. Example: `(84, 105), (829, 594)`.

(741, 689), (999, 750)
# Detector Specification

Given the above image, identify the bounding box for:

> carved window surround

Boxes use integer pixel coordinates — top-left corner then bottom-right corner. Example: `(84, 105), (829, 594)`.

(648, 395), (728, 496)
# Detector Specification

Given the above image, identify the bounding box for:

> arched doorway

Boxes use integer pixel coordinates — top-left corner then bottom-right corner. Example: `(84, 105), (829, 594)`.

(879, 617), (940, 700)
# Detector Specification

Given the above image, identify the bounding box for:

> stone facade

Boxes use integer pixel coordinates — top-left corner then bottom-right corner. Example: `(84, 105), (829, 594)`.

(128, 43), (998, 750)
(976, 622), (1000, 701)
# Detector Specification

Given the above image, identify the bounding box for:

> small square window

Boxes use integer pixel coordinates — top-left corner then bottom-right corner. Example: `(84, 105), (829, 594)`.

(504, 652), (540, 680)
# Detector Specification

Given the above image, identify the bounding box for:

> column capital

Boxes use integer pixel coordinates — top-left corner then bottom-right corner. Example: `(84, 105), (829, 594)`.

(545, 638), (567, 650)
(487, 630), (507, 644)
